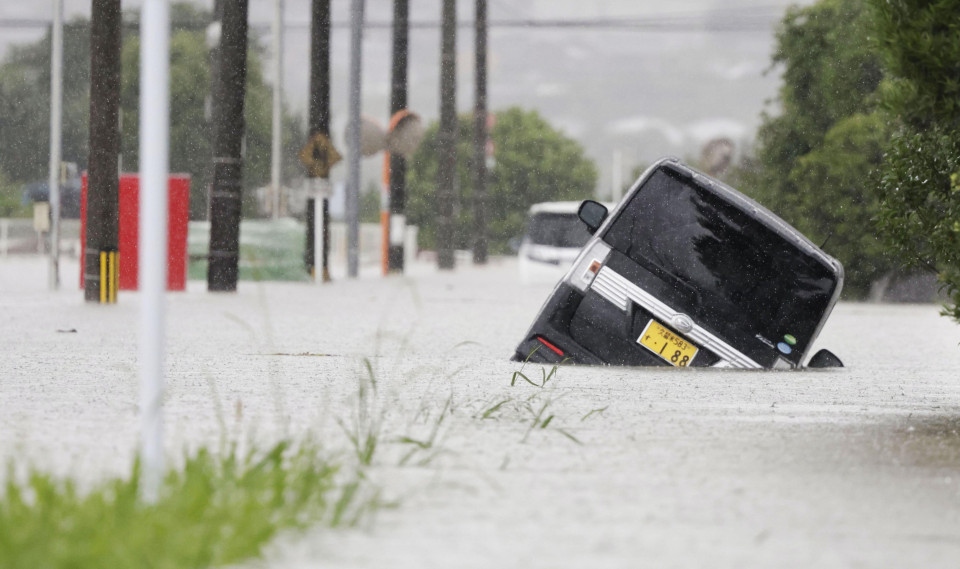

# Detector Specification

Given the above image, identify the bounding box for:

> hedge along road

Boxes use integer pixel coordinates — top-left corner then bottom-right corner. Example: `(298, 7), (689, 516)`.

(2, 255), (960, 568)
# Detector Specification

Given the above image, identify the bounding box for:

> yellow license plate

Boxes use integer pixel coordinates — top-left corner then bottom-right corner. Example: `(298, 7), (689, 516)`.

(637, 320), (698, 367)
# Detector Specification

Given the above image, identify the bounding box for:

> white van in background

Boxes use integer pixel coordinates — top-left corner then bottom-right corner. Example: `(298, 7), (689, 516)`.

(518, 201), (611, 284)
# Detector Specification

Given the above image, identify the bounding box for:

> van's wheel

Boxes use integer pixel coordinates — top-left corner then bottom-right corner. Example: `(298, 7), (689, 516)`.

(807, 349), (843, 368)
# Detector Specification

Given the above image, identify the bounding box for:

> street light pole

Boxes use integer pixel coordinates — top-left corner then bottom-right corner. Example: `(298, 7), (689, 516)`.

(345, 0), (365, 278)
(205, 1), (222, 219)
(270, 0), (284, 219)
(48, 0), (63, 289)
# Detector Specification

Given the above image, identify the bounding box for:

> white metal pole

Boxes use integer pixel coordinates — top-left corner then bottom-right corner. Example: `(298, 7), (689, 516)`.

(139, 0), (170, 504)
(47, 0), (63, 290)
(270, 0), (284, 219)
(346, 0), (364, 278)
(612, 149), (622, 202)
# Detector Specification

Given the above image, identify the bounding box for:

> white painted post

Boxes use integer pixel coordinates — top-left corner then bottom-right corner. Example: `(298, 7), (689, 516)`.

(0, 219), (8, 258)
(48, 0), (63, 290)
(346, 0), (365, 278)
(270, 0), (284, 219)
(612, 149), (622, 203)
(312, 177), (329, 282)
(139, 0), (169, 504)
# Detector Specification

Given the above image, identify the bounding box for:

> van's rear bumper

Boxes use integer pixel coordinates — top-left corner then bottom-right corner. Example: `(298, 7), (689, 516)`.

(511, 283), (606, 365)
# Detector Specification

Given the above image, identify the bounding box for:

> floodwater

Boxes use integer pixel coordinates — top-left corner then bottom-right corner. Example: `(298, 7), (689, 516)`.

(2, 255), (959, 568)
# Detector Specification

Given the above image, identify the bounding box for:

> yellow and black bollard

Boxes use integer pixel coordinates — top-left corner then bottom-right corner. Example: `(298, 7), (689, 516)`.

(85, 248), (118, 304)
(100, 249), (118, 303)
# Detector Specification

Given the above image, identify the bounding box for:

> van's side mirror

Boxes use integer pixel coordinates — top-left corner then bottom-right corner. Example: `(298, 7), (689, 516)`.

(578, 200), (608, 235)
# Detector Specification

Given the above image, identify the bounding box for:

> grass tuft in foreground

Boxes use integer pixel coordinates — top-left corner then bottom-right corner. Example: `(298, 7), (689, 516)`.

(0, 440), (375, 569)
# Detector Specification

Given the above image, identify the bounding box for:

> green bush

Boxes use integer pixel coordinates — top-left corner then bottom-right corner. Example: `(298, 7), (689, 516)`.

(868, 0), (960, 321)
(0, 440), (373, 569)
(736, 0), (892, 297)
(874, 126), (960, 319)
(406, 107), (598, 254)
(0, 170), (28, 218)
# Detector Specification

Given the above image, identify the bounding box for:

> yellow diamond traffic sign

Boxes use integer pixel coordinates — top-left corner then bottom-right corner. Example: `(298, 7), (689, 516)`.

(299, 133), (342, 178)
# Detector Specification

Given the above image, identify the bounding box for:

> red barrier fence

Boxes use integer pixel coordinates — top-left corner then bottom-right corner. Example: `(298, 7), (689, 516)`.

(80, 173), (190, 291)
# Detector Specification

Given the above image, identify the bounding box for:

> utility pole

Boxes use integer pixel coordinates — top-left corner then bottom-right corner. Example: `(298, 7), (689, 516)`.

(207, 0), (249, 292)
(472, 0), (488, 265)
(270, 0), (283, 219)
(436, 0), (457, 270)
(48, 0), (63, 289)
(345, 0), (365, 278)
(304, 0), (333, 282)
(386, 0), (409, 273)
(85, 0), (121, 303)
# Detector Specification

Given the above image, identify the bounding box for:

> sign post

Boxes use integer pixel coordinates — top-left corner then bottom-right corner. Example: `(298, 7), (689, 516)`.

(299, 132), (340, 281)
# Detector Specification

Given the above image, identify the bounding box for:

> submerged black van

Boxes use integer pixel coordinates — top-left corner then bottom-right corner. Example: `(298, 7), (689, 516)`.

(512, 158), (844, 369)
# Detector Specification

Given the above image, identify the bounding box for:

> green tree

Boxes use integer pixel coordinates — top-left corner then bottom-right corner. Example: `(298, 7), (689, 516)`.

(359, 181), (381, 224)
(0, 169), (28, 217)
(0, 3), (305, 220)
(869, 0), (960, 321)
(119, 3), (306, 219)
(0, 20), (90, 183)
(870, 0), (960, 130)
(736, 0), (890, 297)
(407, 107), (598, 254)
(788, 113), (889, 285)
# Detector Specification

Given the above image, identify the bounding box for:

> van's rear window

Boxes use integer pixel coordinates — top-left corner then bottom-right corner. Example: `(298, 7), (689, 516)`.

(602, 168), (837, 350)
(526, 213), (592, 248)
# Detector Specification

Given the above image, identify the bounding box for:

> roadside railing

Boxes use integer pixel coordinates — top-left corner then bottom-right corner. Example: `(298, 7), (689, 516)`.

(2, 218), (419, 281)
(0, 218), (81, 257)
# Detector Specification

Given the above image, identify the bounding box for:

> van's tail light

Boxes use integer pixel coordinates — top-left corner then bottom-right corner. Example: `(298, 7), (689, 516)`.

(565, 240), (612, 292)
(536, 335), (565, 357)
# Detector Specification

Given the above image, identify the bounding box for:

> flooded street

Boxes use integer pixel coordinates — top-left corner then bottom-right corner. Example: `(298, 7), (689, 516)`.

(2, 256), (960, 567)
